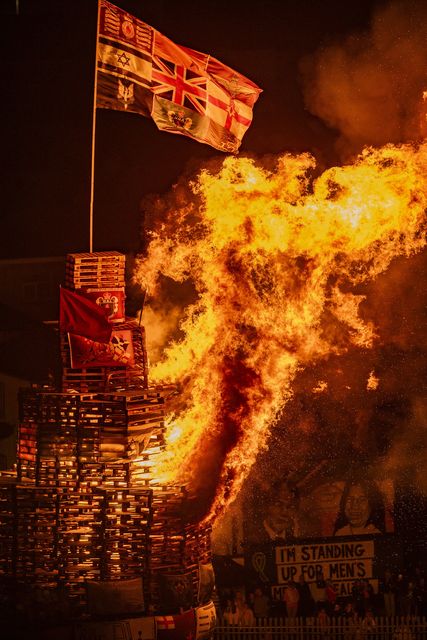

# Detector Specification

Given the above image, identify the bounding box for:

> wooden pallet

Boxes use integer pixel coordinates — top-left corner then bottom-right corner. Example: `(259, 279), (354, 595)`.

(67, 251), (125, 262)
(66, 252), (126, 290)
(9, 376), (214, 617)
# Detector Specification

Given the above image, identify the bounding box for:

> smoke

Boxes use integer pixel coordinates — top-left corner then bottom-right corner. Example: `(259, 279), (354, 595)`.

(142, 302), (183, 365)
(381, 397), (427, 493)
(286, 0), (427, 502)
(242, 248), (427, 504)
(300, 0), (427, 158)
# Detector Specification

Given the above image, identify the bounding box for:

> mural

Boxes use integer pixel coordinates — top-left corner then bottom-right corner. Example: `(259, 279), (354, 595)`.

(243, 468), (394, 544)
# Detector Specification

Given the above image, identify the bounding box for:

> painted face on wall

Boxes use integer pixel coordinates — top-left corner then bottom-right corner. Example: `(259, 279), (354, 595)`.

(344, 484), (370, 528)
(265, 484), (297, 533)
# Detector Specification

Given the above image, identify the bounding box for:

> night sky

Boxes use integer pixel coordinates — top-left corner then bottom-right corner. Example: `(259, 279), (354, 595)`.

(4, 0), (394, 259)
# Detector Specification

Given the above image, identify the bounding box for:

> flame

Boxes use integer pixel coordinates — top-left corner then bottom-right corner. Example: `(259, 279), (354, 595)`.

(134, 142), (427, 523)
(366, 370), (380, 391)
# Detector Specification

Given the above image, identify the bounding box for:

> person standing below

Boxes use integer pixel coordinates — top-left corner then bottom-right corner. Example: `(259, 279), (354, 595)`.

(361, 580), (374, 614)
(417, 577), (427, 617)
(352, 580), (366, 618)
(234, 589), (246, 618)
(361, 609), (377, 639)
(284, 580), (300, 619)
(325, 580), (338, 615)
(223, 599), (239, 626)
(343, 602), (358, 640)
(395, 574), (407, 617)
(312, 567), (328, 613)
(252, 587), (270, 619)
(239, 601), (256, 627)
(317, 605), (330, 640)
(297, 574), (314, 618)
(404, 581), (418, 616)
(380, 569), (396, 617)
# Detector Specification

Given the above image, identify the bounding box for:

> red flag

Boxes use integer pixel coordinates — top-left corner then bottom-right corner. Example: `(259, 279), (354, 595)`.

(156, 610), (196, 640)
(75, 287), (125, 323)
(59, 287), (112, 343)
(68, 329), (134, 369)
(96, 0), (262, 152)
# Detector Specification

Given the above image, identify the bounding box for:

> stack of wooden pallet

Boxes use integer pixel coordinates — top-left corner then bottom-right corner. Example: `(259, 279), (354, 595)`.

(15, 486), (59, 589)
(61, 252), (148, 393)
(0, 484), (15, 581)
(100, 488), (151, 583)
(57, 490), (104, 613)
(65, 251), (126, 292)
(0, 251), (214, 625)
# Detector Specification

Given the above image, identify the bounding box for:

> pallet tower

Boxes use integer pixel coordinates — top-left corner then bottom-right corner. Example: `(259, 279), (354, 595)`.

(0, 252), (214, 633)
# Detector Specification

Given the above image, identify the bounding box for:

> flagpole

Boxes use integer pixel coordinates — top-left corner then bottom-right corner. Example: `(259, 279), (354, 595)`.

(89, 0), (101, 253)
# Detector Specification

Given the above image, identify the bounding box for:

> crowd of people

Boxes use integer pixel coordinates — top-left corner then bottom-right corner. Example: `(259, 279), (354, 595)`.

(218, 566), (427, 625)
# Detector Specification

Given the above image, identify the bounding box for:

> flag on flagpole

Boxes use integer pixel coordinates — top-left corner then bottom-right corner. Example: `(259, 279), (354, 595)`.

(59, 287), (112, 343)
(96, 0), (262, 152)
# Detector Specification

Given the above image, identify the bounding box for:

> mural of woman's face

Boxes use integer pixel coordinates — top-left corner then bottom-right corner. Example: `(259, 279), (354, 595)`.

(265, 485), (296, 532)
(344, 484), (370, 527)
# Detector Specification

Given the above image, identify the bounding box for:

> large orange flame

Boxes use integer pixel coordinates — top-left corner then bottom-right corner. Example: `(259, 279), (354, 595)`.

(134, 142), (427, 523)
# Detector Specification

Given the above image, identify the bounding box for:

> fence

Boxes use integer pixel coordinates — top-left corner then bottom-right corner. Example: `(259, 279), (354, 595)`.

(215, 616), (427, 640)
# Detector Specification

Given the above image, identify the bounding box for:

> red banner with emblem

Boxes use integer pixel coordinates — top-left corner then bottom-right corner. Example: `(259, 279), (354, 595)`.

(68, 329), (135, 369)
(97, 0), (262, 152)
(76, 287), (125, 323)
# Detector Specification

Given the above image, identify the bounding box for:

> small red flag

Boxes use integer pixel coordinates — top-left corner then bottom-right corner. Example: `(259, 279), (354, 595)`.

(68, 330), (134, 369)
(156, 609), (196, 640)
(59, 287), (112, 343)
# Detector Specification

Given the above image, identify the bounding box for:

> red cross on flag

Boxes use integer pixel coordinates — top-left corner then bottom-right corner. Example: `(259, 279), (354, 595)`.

(152, 29), (262, 152)
(156, 610), (196, 640)
(97, 1), (262, 152)
(156, 615), (176, 631)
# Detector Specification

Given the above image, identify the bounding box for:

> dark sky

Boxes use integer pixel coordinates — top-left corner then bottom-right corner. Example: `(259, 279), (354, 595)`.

(4, 0), (389, 259)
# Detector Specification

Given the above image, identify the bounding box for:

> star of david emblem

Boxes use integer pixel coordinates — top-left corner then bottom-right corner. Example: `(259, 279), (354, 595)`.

(117, 51), (130, 67)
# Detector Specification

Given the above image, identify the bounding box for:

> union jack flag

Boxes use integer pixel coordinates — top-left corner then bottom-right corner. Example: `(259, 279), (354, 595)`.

(152, 56), (207, 115)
